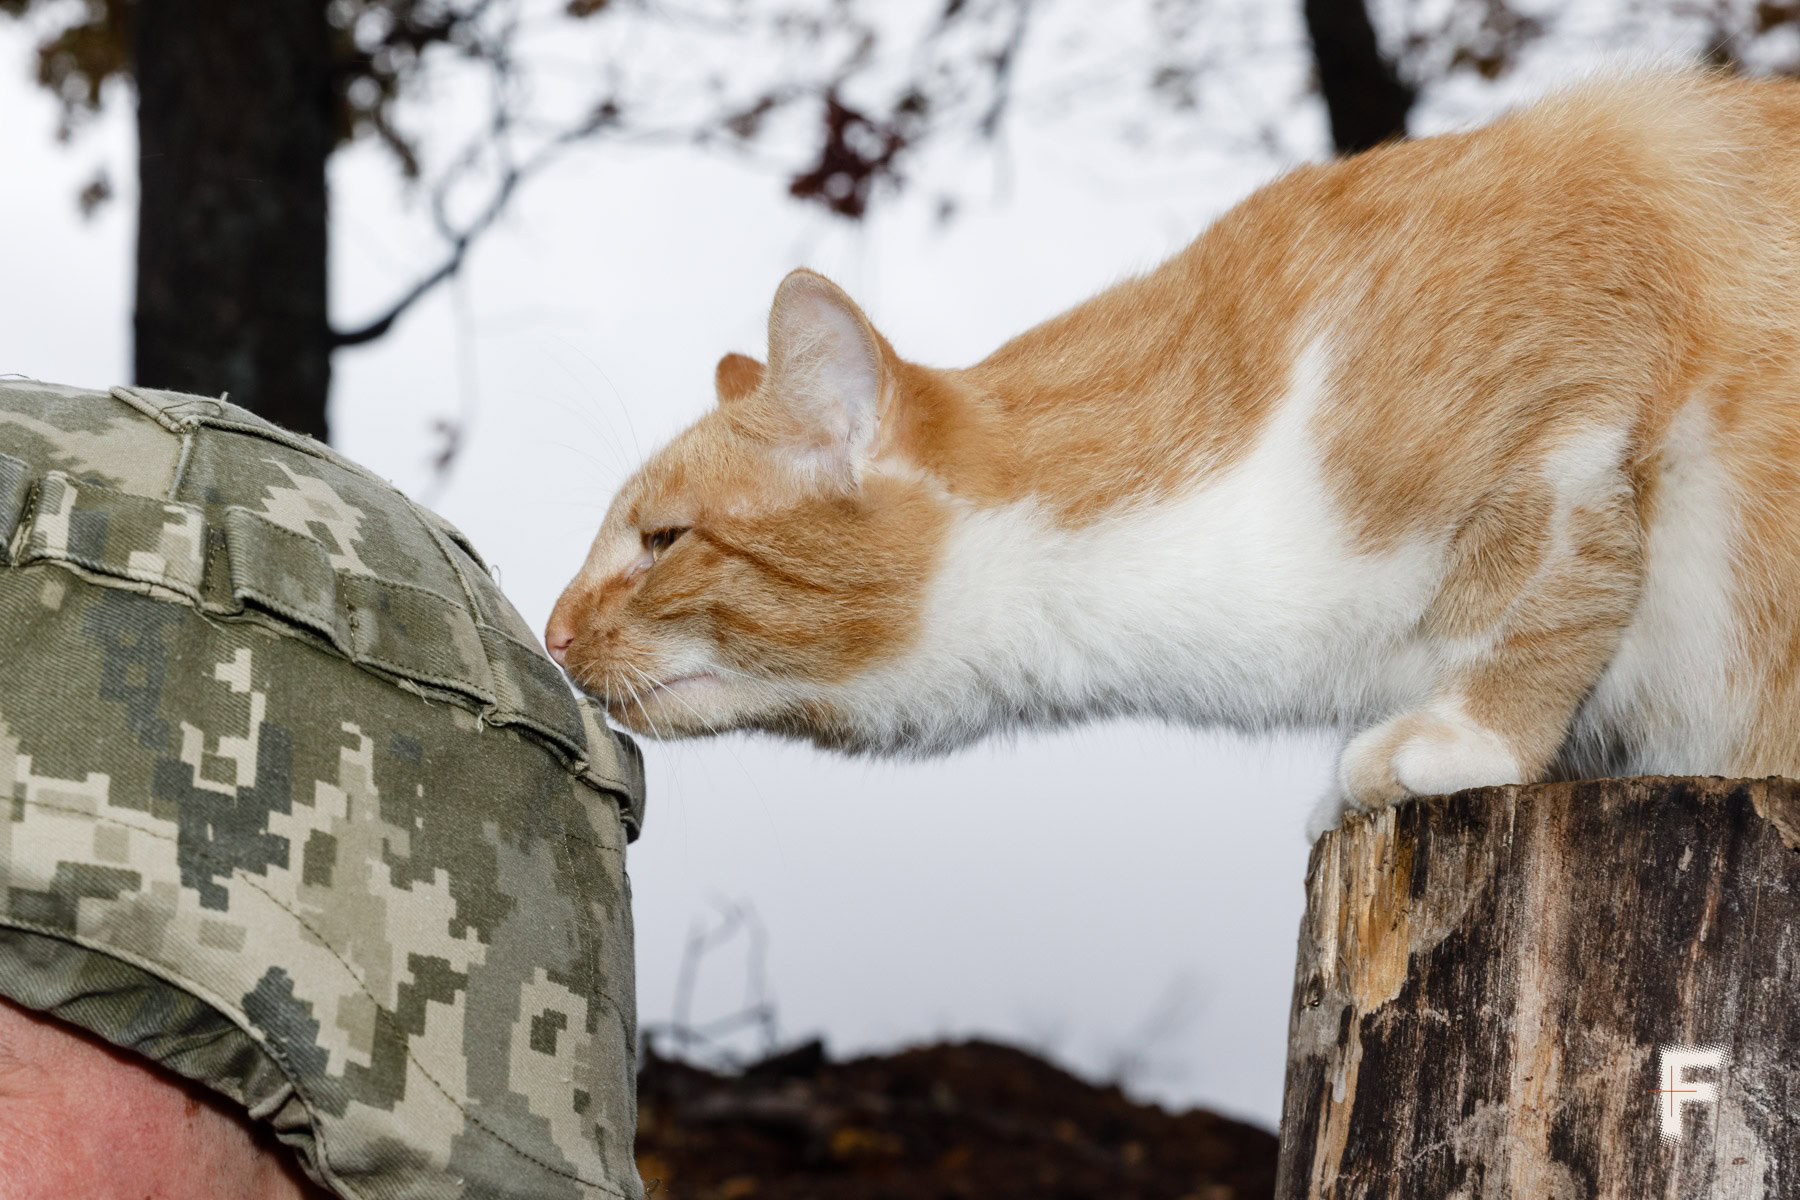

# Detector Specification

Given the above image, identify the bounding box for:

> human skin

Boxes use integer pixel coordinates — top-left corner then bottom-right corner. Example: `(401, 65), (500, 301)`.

(0, 996), (334, 1199)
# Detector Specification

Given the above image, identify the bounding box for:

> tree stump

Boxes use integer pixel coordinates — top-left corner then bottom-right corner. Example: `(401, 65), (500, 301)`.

(1274, 777), (1800, 1199)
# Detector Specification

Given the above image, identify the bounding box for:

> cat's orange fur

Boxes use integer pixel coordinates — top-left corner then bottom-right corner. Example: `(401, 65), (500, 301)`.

(548, 71), (1800, 833)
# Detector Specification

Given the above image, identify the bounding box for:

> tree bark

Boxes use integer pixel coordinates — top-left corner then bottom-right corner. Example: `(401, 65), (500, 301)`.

(1302, 0), (1414, 154)
(1276, 777), (1800, 1199)
(134, 0), (334, 440)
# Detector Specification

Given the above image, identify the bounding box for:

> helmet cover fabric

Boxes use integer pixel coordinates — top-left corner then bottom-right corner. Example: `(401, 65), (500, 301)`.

(0, 378), (645, 1200)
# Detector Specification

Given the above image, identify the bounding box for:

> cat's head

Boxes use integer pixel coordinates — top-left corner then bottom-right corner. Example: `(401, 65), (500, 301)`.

(546, 269), (948, 749)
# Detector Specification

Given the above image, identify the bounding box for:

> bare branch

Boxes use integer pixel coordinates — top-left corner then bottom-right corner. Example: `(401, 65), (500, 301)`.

(330, 95), (617, 348)
(644, 898), (780, 1071)
(976, 0), (1036, 138)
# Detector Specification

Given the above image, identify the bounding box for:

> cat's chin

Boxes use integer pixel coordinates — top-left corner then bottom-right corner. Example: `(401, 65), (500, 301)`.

(601, 680), (886, 753)
(598, 672), (737, 738)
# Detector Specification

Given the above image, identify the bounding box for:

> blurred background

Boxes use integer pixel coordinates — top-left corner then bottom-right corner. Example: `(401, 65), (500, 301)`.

(2, 0), (1791, 1148)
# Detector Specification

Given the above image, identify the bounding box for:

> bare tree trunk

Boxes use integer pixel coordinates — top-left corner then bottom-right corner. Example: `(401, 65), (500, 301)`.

(134, 0), (334, 440)
(1276, 777), (1800, 1198)
(1303, 0), (1414, 154)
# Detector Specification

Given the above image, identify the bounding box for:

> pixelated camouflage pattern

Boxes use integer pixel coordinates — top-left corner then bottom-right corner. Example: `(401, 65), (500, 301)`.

(0, 378), (646, 1200)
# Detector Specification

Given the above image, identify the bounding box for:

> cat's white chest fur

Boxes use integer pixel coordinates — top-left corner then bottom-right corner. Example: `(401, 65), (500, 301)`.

(853, 338), (1449, 751)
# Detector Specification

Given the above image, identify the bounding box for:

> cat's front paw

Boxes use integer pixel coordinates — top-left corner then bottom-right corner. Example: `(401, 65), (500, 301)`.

(1338, 703), (1524, 813)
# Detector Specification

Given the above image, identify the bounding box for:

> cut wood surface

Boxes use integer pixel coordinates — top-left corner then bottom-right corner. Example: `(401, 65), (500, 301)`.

(1275, 777), (1800, 1200)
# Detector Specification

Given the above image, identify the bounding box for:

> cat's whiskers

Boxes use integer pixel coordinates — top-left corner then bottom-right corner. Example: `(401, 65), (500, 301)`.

(563, 649), (661, 737)
(563, 647), (606, 700)
(627, 661), (724, 732)
(618, 673), (668, 741)
(625, 662), (694, 722)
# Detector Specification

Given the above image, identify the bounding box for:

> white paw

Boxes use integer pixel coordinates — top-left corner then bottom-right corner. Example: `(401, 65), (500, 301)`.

(1339, 702), (1524, 811)
(1392, 718), (1522, 796)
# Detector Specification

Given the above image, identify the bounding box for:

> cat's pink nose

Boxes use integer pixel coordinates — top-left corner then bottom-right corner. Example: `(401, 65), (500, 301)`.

(544, 614), (575, 667)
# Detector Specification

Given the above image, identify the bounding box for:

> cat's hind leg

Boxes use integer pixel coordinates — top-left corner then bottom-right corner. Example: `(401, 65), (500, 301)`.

(1335, 454), (1643, 823)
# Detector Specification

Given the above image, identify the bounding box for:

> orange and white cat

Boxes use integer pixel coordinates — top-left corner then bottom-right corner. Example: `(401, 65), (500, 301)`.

(547, 71), (1800, 837)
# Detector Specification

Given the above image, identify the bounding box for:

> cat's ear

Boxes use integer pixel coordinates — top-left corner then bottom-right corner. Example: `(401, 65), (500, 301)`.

(762, 269), (894, 486)
(714, 352), (764, 405)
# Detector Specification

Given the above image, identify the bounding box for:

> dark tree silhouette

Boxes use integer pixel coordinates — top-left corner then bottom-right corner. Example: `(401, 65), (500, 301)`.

(1304, 0), (1414, 152)
(134, 0), (334, 436)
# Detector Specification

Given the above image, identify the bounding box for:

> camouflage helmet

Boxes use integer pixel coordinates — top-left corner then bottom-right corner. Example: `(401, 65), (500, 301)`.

(0, 379), (646, 1200)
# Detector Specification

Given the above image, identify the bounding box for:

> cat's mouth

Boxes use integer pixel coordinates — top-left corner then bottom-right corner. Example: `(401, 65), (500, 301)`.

(645, 672), (721, 695)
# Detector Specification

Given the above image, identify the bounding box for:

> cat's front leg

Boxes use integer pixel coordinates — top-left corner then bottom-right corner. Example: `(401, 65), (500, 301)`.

(1338, 702), (1525, 809)
(1306, 704), (1526, 838)
(1321, 453), (1645, 835)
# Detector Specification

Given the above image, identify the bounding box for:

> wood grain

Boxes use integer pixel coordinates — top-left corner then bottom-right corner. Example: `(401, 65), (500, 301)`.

(1275, 777), (1800, 1199)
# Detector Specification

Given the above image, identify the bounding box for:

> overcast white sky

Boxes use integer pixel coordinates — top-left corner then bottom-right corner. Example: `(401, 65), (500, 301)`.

(0, 1), (1705, 1128)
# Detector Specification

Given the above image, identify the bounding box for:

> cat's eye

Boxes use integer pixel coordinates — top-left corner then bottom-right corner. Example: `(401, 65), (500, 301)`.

(644, 527), (689, 561)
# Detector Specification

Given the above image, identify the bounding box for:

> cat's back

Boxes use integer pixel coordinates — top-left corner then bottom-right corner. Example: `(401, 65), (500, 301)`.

(963, 70), (1800, 529)
(1225, 71), (1800, 290)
